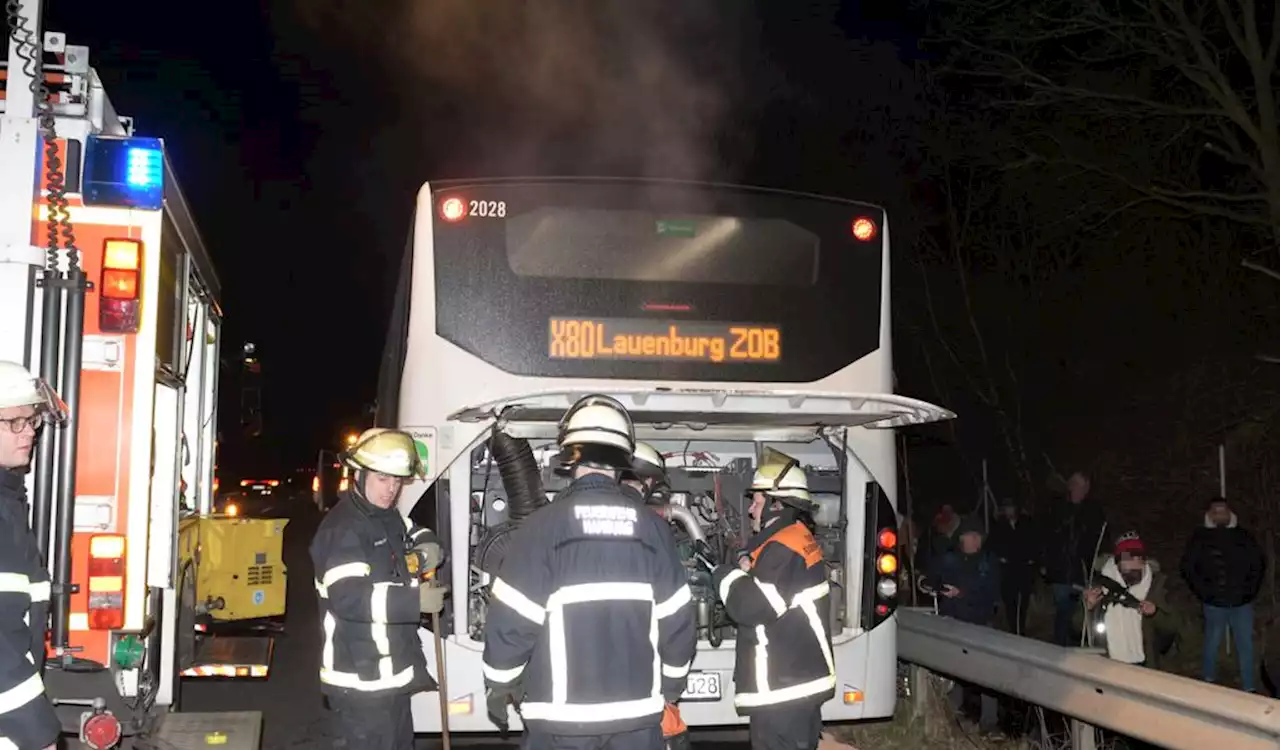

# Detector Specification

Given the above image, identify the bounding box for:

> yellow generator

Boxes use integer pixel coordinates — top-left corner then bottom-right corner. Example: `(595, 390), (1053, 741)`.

(176, 517), (288, 679)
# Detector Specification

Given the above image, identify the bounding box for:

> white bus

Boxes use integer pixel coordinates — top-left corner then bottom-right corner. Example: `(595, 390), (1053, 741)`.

(375, 178), (955, 732)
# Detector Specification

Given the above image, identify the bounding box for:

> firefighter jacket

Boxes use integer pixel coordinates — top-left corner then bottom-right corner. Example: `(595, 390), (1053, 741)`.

(712, 520), (835, 713)
(481, 473), (697, 735)
(309, 489), (437, 698)
(0, 469), (59, 749)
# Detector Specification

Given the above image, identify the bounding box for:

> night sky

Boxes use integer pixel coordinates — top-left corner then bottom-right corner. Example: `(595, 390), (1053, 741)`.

(46, 0), (923, 477)
(40, 0), (1280, 537)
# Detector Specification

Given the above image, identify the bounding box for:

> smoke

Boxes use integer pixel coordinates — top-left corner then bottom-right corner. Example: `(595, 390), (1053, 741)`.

(290, 0), (772, 181)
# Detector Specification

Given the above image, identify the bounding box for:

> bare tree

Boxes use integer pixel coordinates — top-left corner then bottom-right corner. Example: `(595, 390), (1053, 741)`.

(932, 0), (1280, 257)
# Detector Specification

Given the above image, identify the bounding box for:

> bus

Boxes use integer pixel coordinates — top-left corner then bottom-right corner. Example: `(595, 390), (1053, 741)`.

(375, 177), (955, 733)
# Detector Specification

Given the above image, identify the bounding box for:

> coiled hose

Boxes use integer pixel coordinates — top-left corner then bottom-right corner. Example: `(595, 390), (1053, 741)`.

(489, 430), (545, 524)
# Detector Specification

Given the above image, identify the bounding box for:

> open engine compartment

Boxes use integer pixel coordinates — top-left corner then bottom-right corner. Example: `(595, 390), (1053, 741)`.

(465, 431), (851, 646)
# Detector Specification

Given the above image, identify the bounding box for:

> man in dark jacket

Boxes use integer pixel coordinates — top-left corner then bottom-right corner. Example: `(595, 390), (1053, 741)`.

(1042, 472), (1107, 646)
(0, 361), (65, 750)
(988, 498), (1038, 635)
(1180, 497), (1265, 692)
(926, 517), (1001, 733)
(310, 428), (446, 750)
(482, 395), (696, 750)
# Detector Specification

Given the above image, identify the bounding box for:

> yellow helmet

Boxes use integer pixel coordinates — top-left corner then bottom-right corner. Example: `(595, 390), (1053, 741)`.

(342, 428), (423, 479)
(749, 447), (811, 502)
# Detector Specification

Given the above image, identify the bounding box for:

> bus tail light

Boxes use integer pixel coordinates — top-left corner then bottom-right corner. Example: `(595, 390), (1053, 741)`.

(88, 534), (126, 630)
(861, 485), (899, 630)
(100, 239), (142, 333)
(311, 476), (319, 493)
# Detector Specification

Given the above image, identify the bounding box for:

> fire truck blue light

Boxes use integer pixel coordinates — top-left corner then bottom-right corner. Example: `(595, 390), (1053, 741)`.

(83, 135), (165, 210)
(126, 147), (162, 187)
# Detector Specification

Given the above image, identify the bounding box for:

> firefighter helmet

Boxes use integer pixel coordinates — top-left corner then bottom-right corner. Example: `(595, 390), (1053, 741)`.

(0, 361), (67, 424)
(556, 394), (635, 471)
(749, 448), (816, 513)
(629, 441), (666, 480)
(342, 428), (423, 479)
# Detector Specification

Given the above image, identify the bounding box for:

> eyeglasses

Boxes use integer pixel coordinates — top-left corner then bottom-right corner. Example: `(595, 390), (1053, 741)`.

(1, 413), (46, 433)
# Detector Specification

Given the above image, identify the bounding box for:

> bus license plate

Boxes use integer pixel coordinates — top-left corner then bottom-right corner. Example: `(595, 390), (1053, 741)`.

(681, 671), (722, 701)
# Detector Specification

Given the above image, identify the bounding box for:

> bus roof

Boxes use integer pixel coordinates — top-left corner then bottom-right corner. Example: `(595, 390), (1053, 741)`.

(422, 176), (889, 215)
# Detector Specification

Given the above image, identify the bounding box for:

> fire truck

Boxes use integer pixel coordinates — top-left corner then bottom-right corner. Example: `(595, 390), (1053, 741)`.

(1, 2), (284, 748)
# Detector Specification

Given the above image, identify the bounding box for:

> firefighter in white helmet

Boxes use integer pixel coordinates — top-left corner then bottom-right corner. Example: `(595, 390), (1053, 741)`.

(0, 362), (66, 750)
(482, 394), (696, 750)
(712, 448), (835, 750)
(309, 427), (445, 750)
(619, 442), (691, 750)
(620, 441), (668, 505)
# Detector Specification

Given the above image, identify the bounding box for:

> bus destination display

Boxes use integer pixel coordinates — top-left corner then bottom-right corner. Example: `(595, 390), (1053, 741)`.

(549, 317), (781, 364)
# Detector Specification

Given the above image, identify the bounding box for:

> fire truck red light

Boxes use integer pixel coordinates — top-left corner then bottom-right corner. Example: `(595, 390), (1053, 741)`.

(852, 217), (877, 241)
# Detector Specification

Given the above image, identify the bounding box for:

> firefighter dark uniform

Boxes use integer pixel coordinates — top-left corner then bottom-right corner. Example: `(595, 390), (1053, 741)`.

(0, 362), (67, 750)
(623, 441), (691, 750)
(310, 428), (445, 750)
(482, 395), (697, 750)
(0, 469), (59, 750)
(712, 452), (835, 750)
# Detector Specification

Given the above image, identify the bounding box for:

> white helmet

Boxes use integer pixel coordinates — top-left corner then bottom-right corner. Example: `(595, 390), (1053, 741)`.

(0, 361), (67, 423)
(342, 428), (424, 479)
(556, 394), (635, 471)
(749, 447), (812, 505)
(630, 442), (666, 480)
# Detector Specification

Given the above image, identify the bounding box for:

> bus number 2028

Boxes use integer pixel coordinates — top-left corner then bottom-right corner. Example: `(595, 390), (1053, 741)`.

(470, 200), (507, 218)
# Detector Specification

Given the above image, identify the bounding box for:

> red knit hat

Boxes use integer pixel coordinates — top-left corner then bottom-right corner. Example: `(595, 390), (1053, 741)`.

(1115, 531), (1145, 557)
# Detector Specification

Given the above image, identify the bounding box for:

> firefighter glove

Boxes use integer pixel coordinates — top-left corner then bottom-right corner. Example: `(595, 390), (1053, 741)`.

(419, 582), (448, 614)
(486, 685), (520, 735)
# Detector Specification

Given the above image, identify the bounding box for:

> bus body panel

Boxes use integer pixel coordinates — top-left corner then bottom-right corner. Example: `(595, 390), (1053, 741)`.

(389, 179), (948, 731)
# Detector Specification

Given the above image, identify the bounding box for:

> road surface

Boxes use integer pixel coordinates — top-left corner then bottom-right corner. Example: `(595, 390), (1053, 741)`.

(182, 503), (748, 749)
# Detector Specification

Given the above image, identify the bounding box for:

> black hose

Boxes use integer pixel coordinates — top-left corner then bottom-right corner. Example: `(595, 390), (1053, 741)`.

(490, 431), (545, 525)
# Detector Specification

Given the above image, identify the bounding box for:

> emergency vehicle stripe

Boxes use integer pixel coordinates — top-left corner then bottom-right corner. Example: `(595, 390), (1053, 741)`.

(0, 672), (44, 715)
(370, 583), (393, 656)
(322, 562), (371, 588)
(653, 584), (692, 620)
(491, 577), (546, 624)
(318, 611), (415, 692)
(520, 581), (669, 723)
(0, 574), (29, 593)
(734, 583), (835, 709)
(717, 569), (787, 617)
(27, 581), (49, 602)
(482, 662), (526, 684)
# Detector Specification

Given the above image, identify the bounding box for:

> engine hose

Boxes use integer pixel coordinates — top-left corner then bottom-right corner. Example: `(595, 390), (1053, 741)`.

(708, 609), (724, 648)
(490, 431), (545, 525)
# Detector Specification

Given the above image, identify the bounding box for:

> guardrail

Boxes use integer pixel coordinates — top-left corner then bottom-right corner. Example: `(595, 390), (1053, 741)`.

(897, 608), (1280, 750)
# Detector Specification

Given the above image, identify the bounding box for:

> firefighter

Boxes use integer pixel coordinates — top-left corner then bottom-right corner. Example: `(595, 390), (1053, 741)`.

(620, 442), (690, 750)
(310, 427), (446, 750)
(0, 361), (65, 750)
(620, 441), (669, 505)
(482, 394), (697, 750)
(712, 449), (835, 750)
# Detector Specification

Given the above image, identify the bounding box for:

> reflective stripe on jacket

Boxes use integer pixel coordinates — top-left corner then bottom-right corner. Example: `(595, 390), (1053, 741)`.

(714, 521), (835, 713)
(309, 490), (433, 697)
(481, 474), (697, 736)
(0, 469), (59, 748)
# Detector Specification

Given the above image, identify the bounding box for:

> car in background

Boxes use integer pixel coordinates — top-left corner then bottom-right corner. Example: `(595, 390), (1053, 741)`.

(215, 479), (288, 518)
